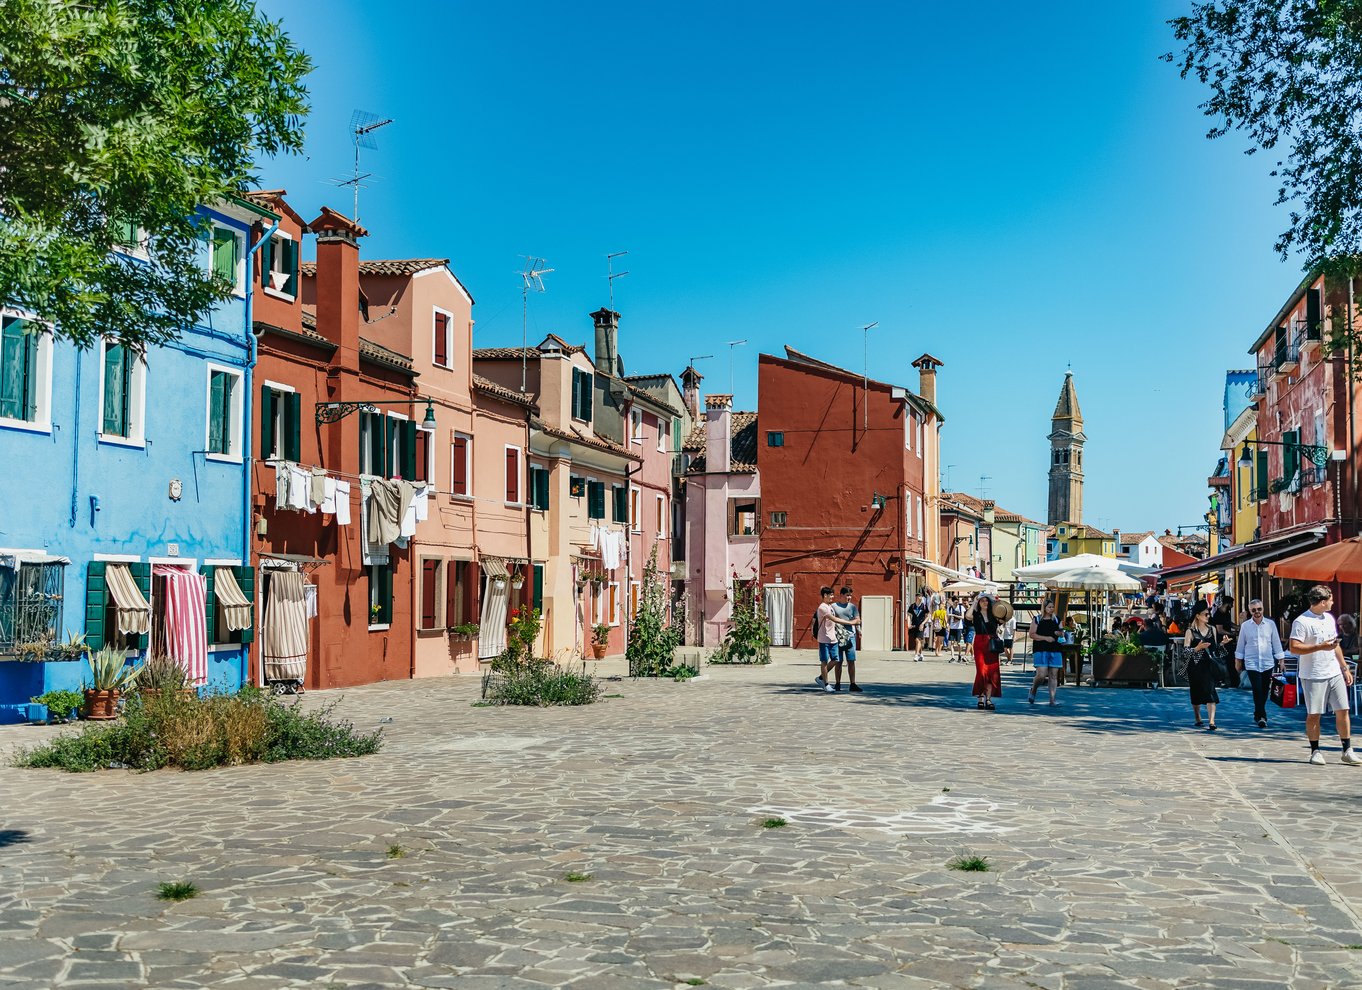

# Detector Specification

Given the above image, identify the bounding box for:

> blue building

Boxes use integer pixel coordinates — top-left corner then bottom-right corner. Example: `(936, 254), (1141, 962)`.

(0, 198), (275, 721)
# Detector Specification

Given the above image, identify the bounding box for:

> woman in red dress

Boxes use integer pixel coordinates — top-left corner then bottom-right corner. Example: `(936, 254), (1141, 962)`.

(969, 594), (1002, 710)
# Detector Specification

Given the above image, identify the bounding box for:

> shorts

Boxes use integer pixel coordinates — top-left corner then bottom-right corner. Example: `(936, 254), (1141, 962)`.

(1301, 675), (1349, 715)
(819, 642), (840, 664)
(1033, 651), (1063, 669)
(839, 642), (856, 663)
(948, 627), (963, 642)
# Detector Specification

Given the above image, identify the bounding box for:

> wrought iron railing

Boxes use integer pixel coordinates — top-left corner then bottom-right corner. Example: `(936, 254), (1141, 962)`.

(0, 562), (65, 654)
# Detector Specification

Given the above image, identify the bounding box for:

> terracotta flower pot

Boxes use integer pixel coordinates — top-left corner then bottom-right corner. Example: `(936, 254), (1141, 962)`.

(591, 643), (607, 660)
(83, 688), (120, 720)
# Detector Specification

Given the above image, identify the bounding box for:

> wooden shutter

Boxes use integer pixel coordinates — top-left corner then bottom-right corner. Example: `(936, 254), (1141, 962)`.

(259, 235), (274, 288)
(613, 486), (627, 522)
(1283, 429), (1300, 478)
(434, 312), (448, 366)
(233, 565), (255, 644)
(421, 560), (439, 629)
(533, 467), (550, 510)
(260, 386), (276, 458)
(466, 562), (481, 622)
(403, 420), (418, 480)
(204, 568), (217, 645)
(414, 428), (429, 483)
(452, 436), (468, 495)
(588, 481), (604, 519)
(84, 561), (107, 649)
(571, 370), (582, 419)
(505, 448), (519, 502)
(1256, 450), (1269, 500)
(284, 391), (301, 462)
(532, 563), (544, 614)
(384, 417), (398, 478)
(130, 562), (151, 650)
(1306, 288), (1323, 339)
(446, 561), (461, 627)
(208, 372), (227, 453)
(285, 238), (299, 296)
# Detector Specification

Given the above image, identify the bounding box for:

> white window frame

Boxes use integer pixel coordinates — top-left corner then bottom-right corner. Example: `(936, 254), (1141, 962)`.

(204, 363), (244, 462)
(261, 379), (295, 462)
(96, 336), (148, 448)
(657, 417), (668, 453)
(905, 411), (913, 451)
(111, 224), (150, 262)
(451, 433), (472, 499)
(917, 416), (924, 451)
(262, 229), (297, 301)
(416, 423), (435, 485)
(0, 309), (55, 435)
(504, 444), (523, 506)
(916, 495), (923, 538)
(905, 498), (912, 538)
(656, 494), (667, 538)
(610, 482), (624, 524)
(386, 410), (409, 480)
(630, 408), (643, 444)
(208, 220), (247, 297)
(431, 305), (455, 370)
(629, 485), (641, 533)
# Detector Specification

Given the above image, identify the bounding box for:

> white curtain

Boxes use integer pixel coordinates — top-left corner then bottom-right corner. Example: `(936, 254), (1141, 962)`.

(479, 578), (509, 658)
(765, 585), (794, 647)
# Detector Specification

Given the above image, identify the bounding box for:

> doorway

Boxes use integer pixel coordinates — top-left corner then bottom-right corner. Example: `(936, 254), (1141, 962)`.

(764, 584), (794, 647)
(861, 595), (893, 651)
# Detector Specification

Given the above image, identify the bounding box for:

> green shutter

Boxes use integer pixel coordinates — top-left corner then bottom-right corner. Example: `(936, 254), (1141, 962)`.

(285, 238), (299, 296)
(260, 386), (276, 458)
(103, 342), (126, 436)
(1256, 450), (1269, 500)
(588, 481), (605, 519)
(0, 316), (30, 421)
(129, 562), (151, 650)
(384, 417), (397, 478)
(233, 565), (255, 645)
(211, 226), (237, 285)
(377, 564), (393, 625)
(1283, 429), (1300, 479)
(403, 420), (418, 480)
(203, 569), (217, 645)
(260, 235), (274, 289)
(533, 467), (550, 510)
(533, 563), (544, 614)
(284, 391), (301, 462)
(613, 486), (628, 522)
(208, 371), (227, 454)
(84, 561), (107, 650)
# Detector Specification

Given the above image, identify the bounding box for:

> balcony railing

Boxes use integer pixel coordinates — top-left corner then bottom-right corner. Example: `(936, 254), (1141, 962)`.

(1274, 326), (1303, 372)
(1245, 365), (1273, 398)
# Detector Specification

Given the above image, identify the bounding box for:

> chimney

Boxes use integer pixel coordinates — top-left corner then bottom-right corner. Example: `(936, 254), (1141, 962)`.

(705, 394), (733, 474)
(912, 353), (943, 407)
(591, 307), (619, 377)
(681, 365), (703, 422)
(309, 207), (368, 368)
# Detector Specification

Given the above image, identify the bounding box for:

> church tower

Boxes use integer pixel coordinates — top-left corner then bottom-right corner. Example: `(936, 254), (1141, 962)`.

(1047, 372), (1085, 526)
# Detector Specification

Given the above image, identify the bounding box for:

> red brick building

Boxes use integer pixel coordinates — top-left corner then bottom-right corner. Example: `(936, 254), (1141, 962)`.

(757, 347), (943, 651)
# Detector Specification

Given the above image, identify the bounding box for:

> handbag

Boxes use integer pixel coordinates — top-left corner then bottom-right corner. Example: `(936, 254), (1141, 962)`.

(989, 636), (1006, 654)
(1270, 672), (1298, 708)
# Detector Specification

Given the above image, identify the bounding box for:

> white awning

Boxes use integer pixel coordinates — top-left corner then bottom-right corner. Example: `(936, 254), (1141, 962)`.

(214, 567), (253, 632)
(903, 556), (976, 583)
(0, 548), (70, 568)
(480, 556), (510, 578)
(106, 563), (151, 636)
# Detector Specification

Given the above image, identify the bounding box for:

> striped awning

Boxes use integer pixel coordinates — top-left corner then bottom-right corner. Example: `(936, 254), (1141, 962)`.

(214, 567), (253, 632)
(106, 563), (151, 636)
(480, 556), (510, 578)
(262, 569), (307, 682)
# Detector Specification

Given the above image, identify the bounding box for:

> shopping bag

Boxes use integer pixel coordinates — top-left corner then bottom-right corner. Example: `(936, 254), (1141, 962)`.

(1270, 672), (1298, 709)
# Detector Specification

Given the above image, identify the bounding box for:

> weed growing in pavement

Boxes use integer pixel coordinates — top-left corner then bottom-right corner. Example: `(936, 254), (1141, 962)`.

(563, 871), (593, 883)
(948, 853), (991, 872)
(942, 787), (951, 792)
(14, 690), (381, 772)
(760, 817), (788, 829)
(156, 881), (199, 901)
(603, 693), (624, 698)
(482, 655), (602, 707)
(386, 844), (406, 859)
(684, 980), (707, 986)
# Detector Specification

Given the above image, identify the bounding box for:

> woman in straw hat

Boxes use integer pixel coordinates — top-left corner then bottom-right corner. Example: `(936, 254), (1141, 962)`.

(968, 593), (1003, 710)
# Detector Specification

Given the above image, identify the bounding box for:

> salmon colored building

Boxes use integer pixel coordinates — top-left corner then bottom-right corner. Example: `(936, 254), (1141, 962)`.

(246, 192), (419, 690)
(757, 347), (945, 652)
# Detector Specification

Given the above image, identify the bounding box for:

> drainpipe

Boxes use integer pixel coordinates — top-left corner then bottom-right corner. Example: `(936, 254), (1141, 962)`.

(69, 349), (83, 528)
(242, 216), (279, 685)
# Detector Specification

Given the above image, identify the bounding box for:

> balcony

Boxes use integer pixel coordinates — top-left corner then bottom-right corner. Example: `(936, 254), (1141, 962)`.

(1245, 365), (1272, 399)
(1273, 325), (1303, 375)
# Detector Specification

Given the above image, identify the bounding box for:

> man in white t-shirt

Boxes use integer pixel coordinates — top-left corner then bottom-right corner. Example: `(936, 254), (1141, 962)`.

(1288, 585), (1359, 766)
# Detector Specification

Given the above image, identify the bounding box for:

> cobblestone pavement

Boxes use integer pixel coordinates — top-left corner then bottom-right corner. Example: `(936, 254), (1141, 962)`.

(3, 651), (1362, 989)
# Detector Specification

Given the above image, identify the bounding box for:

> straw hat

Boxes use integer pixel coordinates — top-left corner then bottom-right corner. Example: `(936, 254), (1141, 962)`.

(991, 600), (1014, 622)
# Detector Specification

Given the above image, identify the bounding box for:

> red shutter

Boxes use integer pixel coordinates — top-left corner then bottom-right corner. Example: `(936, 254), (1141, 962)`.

(445, 560), (460, 627)
(505, 448), (519, 502)
(466, 562), (481, 622)
(421, 560), (438, 629)
(434, 312), (448, 366)
(452, 436), (467, 495)
(414, 428), (429, 483)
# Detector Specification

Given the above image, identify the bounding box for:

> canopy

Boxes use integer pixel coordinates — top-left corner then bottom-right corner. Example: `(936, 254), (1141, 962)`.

(106, 563), (151, 636)
(1268, 536), (1362, 583)
(214, 567), (253, 632)
(1043, 566), (1144, 592)
(1013, 554), (1154, 581)
(904, 555), (978, 584)
(262, 569), (307, 683)
(942, 578), (1000, 595)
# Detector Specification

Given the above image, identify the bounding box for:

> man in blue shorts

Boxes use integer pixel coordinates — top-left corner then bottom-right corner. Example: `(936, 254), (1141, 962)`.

(814, 586), (857, 693)
(832, 586), (863, 692)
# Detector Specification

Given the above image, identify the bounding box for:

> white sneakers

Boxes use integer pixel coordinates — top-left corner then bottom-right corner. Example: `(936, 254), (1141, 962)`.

(824, 683), (835, 694)
(1309, 749), (1327, 766)
(815, 675), (826, 688)
(1343, 747), (1362, 766)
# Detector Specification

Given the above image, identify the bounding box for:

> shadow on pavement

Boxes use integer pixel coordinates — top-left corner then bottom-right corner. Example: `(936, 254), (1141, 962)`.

(0, 828), (32, 849)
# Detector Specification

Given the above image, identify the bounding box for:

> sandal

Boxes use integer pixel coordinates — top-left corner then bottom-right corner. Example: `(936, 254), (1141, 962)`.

(1207, 723), (1216, 732)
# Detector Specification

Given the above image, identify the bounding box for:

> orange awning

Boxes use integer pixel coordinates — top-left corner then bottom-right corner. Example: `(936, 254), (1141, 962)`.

(1269, 537), (1362, 583)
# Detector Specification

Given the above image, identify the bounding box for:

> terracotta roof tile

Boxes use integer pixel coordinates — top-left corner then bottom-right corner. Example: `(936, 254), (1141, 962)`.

(259, 316), (334, 349)
(532, 420), (640, 460)
(473, 333), (587, 360)
(685, 412), (757, 473)
(473, 374), (536, 409)
(359, 337), (416, 374)
(301, 258), (450, 278)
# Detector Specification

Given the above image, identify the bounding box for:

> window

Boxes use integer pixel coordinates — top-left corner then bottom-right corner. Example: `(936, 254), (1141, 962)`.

(905, 498), (912, 537)
(630, 580), (641, 620)
(99, 338), (146, 443)
(432, 308), (453, 369)
(207, 221), (245, 296)
(445, 560), (472, 628)
(588, 480), (606, 519)
(1061, 542), (1069, 554)
(630, 409), (643, 444)
(111, 217), (147, 258)
(0, 560), (65, 653)
(612, 484), (628, 523)
(657, 494), (667, 537)
(916, 495), (923, 537)
(260, 383), (300, 462)
(451, 434), (471, 496)
(206, 366), (243, 459)
(414, 426), (433, 483)
(420, 559), (442, 630)
(571, 368), (593, 423)
(530, 464), (550, 511)
(608, 581), (620, 626)
(673, 418), (682, 450)
(917, 415), (923, 451)
(360, 412), (418, 479)
(1058, 526), (1067, 535)
(504, 446), (522, 504)
(905, 413), (912, 451)
(658, 418), (668, 452)
(570, 475), (586, 498)
(629, 486), (641, 531)
(206, 565), (254, 646)
(769, 511), (787, 528)
(729, 498), (760, 536)
(260, 232), (299, 297)
(767, 431), (784, 447)
(0, 314), (52, 429)
(368, 562), (393, 628)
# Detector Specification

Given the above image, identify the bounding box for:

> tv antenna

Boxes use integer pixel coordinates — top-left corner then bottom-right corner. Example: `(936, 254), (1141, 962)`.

(337, 110), (393, 223)
(725, 339), (747, 396)
(607, 250), (629, 312)
(518, 256), (553, 392)
(979, 475), (992, 500)
(944, 464), (957, 490)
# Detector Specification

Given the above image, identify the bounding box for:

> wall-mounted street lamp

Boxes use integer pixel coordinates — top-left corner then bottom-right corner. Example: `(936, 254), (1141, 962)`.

(1237, 438), (1333, 468)
(316, 398), (437, 430)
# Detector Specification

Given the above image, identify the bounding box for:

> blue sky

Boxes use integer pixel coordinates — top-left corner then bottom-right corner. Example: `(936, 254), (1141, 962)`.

(257, 1), (1294, 534)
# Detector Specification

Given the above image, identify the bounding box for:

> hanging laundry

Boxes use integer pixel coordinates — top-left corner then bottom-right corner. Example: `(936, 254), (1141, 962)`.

(601, 529), (623, 570)
(286, 464), (309, 511)
(319, 477), (338, 515)
(303, 583), (318, 619)
(413, 484), (429, 522)
(334, 480), (352, 525)
(399, 481), (418, 539)
(309, 468), (328, 510)
(366, 479), (402, 545)
(590, 524), (602, 552)
(275, 462), (291, 510)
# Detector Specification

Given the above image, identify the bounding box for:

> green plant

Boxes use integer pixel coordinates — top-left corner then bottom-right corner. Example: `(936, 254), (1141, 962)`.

(506, 607), (541, 662)
(684, 980), (707, 986)
(85, 646), (140, 692)
(708, 577), (771, 665)
(386, 844), (406, 860)
(563, 871), (593, 883)
(760, 817), (787, 829)
(137, 654), (190, 693)
(451, 622), (480, 637)
(57, 631), (90, 661)
(1113, 634), (1147, 656)
(13, 631), (55, 662)
(626, 547), (687, 678)
(482, 656), (602, 707)
(591, 622), (611, 647)
(947, 853), (991, 872)
(156, 880), (199, 902)
(370, 602), (382, 621)
(32, 689), (84, 721)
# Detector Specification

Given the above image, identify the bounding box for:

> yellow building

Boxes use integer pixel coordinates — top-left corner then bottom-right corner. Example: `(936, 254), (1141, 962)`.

(1222, 405), (1258, 548)
(1049, 521), (1116, 559)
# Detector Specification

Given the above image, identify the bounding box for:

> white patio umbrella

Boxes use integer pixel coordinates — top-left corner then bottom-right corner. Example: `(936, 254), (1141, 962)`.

(942, 578), (1000, 595)
(1013, 554), (1154, 582)
(1043, 567), (1144, 593)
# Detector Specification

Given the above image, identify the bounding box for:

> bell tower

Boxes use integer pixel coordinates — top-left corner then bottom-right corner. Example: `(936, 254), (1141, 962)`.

(1047, 372), (1085, 526)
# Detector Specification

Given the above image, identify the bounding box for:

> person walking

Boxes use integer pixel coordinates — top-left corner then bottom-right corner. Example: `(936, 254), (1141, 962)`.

(969, 594), (1002, 710)
(1235, 599), (1285, 729)
(948, 599), (966, 662)
(908, 594), (928, 662)
(1288, 585), (1360, 765)
(932, 599), (948, 657)
(1184, 601), (1225, 730)
(1028, 599), (1064, 705)
(832, 586), (862, 692)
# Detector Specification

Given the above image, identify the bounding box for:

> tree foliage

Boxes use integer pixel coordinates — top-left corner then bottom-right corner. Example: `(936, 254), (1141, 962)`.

(1167, 2), (1362, 272)
(0, 0), (311, 347)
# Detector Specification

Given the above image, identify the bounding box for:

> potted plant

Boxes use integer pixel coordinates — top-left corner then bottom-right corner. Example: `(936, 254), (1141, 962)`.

(83, 646), (141, 720)
(451, 622), (480, 642)
(136, 653), (193, 700)
(1090, 633), (1159, 686)
(30, 689), (83, 723)
(590, 623), (611, 660)
(510, 572), (524, 590)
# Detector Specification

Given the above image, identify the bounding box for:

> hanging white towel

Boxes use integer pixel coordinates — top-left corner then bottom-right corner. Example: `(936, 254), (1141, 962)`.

(602, 530), (622, 570)
(319, 477), (338, 515)
(413, 484), (429, 522)
(275, 462), (291, 510)
(399, 497), (417, 539)
(287, 465), (309, 511)
(590, 524), (602, 552)
(334, 481), (352, 525)
(304, 583), (318, 619)
(309, 468), (327, 510)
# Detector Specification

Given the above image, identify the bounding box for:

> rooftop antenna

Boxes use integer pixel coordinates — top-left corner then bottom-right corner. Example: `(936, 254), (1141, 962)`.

(944, 464), (957, 491)
(860, 321), (879, 435)
(518, 256), (553, 392)
(725, 340), (747, 396)
(979, 475), (992, 500)
(341, 110), (393, 224)
(607, 250), (629, 313)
